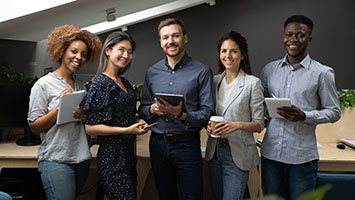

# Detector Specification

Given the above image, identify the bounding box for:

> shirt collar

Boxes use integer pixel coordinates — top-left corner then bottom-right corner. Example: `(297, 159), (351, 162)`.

(164, 52), (189, 70)
(281, 53), (311, 70)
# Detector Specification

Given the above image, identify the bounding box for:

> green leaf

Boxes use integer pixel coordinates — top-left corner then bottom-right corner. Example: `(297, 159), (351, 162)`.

(0, 61), (37, 84)
(248, 185), (331, 200)
(298, 185), (331, 200)
(84, 81), (92, 91)
(132, 83), (144, 101)
(338, 89), (355, 109)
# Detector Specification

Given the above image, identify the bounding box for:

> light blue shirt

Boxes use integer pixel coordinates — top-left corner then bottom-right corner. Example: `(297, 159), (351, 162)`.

(28, 73), (91, 164)
(260, 54), (341, 164)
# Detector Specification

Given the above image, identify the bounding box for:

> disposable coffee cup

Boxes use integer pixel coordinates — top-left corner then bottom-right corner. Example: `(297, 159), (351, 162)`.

(210, 116), (224, 138)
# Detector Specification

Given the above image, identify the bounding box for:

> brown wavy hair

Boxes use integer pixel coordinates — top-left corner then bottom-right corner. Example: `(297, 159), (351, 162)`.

(216, 31), (252, 75)
(46, 25), (102, 65)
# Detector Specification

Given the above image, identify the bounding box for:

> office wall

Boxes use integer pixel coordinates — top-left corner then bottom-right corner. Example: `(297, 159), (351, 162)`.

(0, 39), (36, 78)
(113, 0), (354, 90)
(3, 0), (354, 90)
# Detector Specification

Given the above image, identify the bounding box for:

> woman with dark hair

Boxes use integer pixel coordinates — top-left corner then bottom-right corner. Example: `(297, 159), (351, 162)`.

(204, 31), (265, 200)
(80, 31), (149, 199)
(28, 24), (101, 200)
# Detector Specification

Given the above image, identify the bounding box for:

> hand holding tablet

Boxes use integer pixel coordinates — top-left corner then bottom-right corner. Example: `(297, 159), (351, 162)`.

(265, 98), (291, 118)
(154, 93), (184, 106)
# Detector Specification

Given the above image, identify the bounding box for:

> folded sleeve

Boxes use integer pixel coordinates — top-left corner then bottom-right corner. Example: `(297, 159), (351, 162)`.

(80, 79), (115, 125)
(27, 83), (49, 122)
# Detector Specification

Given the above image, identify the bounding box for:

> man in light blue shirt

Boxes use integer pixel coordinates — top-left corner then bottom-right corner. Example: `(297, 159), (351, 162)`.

(260, 15), (341, 200)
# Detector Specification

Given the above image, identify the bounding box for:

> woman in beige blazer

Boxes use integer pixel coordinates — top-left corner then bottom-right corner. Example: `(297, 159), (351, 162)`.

(205, 31), (265, 200)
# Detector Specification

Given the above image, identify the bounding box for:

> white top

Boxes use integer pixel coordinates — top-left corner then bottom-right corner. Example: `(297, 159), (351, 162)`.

(216, 76), (236, 116)
(216, 77), (237, 138)
(28, 73), (91, 164)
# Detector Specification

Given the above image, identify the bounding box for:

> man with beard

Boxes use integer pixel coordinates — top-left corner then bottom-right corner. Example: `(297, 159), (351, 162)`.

(260, 15), (341, 200)
(138, 18), (214, 200)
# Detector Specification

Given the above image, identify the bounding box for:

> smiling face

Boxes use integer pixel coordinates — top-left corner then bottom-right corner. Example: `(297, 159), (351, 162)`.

(105, 40), (133, 70)
(219, 39), (244, 72)
(61, 40), (88, 74)
(159, 24), (187, 59)
(283, 22), (312, 63)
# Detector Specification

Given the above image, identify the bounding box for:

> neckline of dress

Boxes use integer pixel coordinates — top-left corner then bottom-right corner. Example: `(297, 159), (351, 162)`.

(101, 73), (128, 94)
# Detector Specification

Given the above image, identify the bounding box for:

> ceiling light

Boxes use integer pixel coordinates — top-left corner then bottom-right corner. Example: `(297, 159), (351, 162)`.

(121, 26), (128, 32)
(106, 8), (116, 22)
(84, 0), (212, 35)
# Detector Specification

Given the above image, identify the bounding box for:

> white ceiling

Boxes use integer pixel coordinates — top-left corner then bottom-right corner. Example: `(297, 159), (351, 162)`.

(0, 0), (214, 42)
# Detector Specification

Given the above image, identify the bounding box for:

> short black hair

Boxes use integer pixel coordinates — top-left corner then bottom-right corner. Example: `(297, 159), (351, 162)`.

(284, 15), (314, 33)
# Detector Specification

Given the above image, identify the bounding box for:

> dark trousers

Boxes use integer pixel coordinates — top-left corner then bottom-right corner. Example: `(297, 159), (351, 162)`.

(261, 156), (318, 200)
(149, 134), (203, 200)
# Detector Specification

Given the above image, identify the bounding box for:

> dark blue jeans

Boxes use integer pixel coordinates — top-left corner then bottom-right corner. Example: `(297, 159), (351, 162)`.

(149, 134), (203, 200)
(208, 139), (249, 200)
(261, 156), (318, 200)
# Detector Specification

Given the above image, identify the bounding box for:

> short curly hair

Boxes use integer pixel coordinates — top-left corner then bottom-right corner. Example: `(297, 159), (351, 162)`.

(46, 25), (102, 65)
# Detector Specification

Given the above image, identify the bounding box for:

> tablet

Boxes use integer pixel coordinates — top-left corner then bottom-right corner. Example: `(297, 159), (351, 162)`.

(265, 98), (291, 118)
(57, 90), (87, 125)
(154, 93), (184, 106)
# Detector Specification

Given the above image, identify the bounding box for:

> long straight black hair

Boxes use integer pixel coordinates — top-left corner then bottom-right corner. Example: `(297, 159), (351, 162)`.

(92, 31), (136, 80)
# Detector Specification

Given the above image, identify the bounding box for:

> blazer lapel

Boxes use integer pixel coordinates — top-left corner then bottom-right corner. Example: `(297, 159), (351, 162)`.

(220, 70), (246, 115)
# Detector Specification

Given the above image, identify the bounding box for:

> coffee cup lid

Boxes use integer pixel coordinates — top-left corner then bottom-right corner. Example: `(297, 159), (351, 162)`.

(210, 116), (224, 122)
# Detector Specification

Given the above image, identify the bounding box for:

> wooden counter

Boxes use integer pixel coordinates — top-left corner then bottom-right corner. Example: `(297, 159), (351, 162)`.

(1, 107), (354, 199)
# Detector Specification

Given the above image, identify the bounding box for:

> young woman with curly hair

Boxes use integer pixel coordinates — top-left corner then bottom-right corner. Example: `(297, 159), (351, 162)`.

(27, 25), (101, 200)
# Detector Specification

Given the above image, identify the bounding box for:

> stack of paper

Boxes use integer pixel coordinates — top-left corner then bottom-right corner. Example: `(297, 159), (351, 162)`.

(338, 138), (355, 149)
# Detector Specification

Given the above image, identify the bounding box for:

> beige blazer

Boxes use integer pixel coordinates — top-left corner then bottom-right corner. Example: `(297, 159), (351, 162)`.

(205, 70), (265, 171)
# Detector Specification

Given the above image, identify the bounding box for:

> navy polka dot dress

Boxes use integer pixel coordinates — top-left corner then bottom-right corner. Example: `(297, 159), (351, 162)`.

(81, 74), (137, 200)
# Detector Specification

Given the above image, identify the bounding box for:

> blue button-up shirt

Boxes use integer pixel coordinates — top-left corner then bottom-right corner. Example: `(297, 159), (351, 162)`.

(260, 54), (341, 164)
(138, 53), (215, 134)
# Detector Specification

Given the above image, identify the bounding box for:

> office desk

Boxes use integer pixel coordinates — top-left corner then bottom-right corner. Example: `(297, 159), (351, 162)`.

(2, 126), (354, 199)
(0, 132), (256, 200)
(316, 107), (355, 172)
(0, 134), (202, 199)
(252, 135), (355, 173)
(0, 142), (99, 169)
(0, 139), (152, 200)
(317, 143), (355, 172)
(0, 142), (38, 169)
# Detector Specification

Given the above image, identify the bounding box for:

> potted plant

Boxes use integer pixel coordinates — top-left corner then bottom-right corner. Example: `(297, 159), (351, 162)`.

(338, 89), (355, 110)
(337, 88), (355, 126)
(132, 83), (144, 101)
(316, 89), (355, 143)
(0, 61), (37, 84)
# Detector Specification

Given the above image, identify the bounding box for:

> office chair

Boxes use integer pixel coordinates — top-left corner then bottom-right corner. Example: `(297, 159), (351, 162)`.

(316, 173), (355, 200)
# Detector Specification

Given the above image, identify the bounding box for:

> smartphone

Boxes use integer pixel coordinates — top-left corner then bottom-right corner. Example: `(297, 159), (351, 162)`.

(146, 122), (158, 128)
